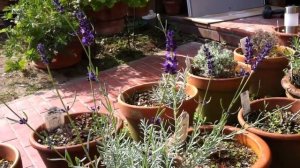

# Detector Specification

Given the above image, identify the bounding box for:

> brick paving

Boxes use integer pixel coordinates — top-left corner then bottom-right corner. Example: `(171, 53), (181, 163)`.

(0, 42), (201, 168)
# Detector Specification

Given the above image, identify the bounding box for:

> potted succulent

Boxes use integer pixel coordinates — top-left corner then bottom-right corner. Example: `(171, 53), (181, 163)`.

(2, 0), (82, 71)
(118, 29), (198, 140)
(163, 0), (182, 15)
(187, 41), (250, 123)
(81, 0), (128, 35)
(238, 97), (300, 168)
(281, 36), (300, 98)
(234, 30), (293, 98)
(0, 143), (22, 168)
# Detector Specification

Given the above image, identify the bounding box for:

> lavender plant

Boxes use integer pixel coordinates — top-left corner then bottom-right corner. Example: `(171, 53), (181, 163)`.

(192, 42), (239, 78)
(286, 37), (300, 87)
(251, 29), (277, 54)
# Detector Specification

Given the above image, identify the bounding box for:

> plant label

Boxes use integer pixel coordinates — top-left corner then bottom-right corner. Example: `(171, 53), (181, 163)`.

(44, 110), (65, 132)
(166, 112), (189, 148)
(240, 37), (248, 54)
(240, 90), (251, 117)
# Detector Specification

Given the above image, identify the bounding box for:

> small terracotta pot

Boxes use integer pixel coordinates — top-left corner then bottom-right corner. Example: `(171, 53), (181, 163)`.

(187, 70), (249, 124)
(33, 40), (82, 70)
(193, 126), (271, 168)
(274, 26), (300, 47)
(163, 0), (182, 15)
(238, 97), (300, 168)
(234, 46), (292, 98)
(0, 143), (22, 168)
(117, 82), (199, 140)
(30, 112), (122, 168)
(281, 74), (300, 99)
(86, 2), (128, 35)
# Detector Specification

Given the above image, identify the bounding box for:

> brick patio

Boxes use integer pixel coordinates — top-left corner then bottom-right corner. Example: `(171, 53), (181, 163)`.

(0, 42), (201, 168)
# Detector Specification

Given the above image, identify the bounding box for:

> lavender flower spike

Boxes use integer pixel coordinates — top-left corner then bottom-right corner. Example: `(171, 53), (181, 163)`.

(244, 37), (254, 65)
(75, 10), (95, 46)
(37, 43), (49, 65)
(203, 45), (214, 76)
(87, 71), (98, 82)
(252, 43), (272, 71)
(163, 55), (178, 74)
(52, 0), (64, 13)
(163, 29), (178, 74)
(166, 30), (176, 52)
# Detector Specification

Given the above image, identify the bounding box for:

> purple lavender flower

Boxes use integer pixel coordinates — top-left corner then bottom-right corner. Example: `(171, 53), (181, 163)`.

(87, 71), (97, 81)
(37, 43), (49, 65)
(252, 43), (272, 71)
(19, 118), (28, 124)
(52, 0), (64, 13)
(163, 55), (178, 74)
(163, 29), (178, 74)
(75, 10), (94, 46)
(203, 45), (214, 76)
(150, 117), (162, 125)
(239, 68), (250, 77)
(244, 37), (254, 65)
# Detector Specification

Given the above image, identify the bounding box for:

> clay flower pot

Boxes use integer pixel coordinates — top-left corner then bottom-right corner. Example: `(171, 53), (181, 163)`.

(238, 97), (300, 168)
(33, 40), (83, 70)
(163, 0), (182, 15)
(117, 82), (198, 140)
(86, 2), (128, 35)
(187, 71), (248, 124)
(195, 126), (271, 168)
(0, 143), (22, 168)
(30, 112), (122, 168)
(281, 74), (300, 99)
(234, 46), (292, 98)
(274, 26), (300, 47)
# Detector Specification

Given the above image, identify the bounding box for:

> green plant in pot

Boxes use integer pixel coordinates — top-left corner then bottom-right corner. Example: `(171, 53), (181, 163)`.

(281, 36), (300, 98)
(117, 28), (198, 140)
(234, 30), (294, 98)
(187, 41), (250, 124)
(2, 0), (82, 71)
(238, 97), (300, 168)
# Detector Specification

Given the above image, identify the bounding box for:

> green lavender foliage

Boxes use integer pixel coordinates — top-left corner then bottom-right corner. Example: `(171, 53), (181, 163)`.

(288, 37), (300, 87)
(192, 42), (237, 78)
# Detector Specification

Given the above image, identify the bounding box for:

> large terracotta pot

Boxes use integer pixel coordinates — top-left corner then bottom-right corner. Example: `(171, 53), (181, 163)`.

(187, 71), (249, 124)
(195, 126), (271, 168)
(86, 2), (128, 36)
(0, 143), (22, 168)
(34, 40), (82, 70)
(163, 0), (182, 15)
(238, 97), (300, 168)
(274, 26), (299, 47)
(234, 46), (291, 98)
(117, 82), (198, 140)
(281, 74), (300, 99)
(30, 112), (122, 168)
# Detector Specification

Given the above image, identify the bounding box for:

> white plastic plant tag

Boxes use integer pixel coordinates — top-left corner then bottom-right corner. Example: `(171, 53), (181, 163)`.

(44, 111), (65, 132)
(240, 37), (248, 54)
(167, 112), (189, 147)
(240, 90), (251, 117)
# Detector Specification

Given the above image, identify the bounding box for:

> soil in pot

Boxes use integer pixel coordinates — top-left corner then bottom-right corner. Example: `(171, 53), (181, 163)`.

(118, 82), (198, 141)
(238, 97), (300, 168)
(30, 112), (121, 168)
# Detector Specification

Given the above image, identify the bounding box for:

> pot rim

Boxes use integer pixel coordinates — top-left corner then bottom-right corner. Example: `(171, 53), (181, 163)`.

(281, 74), (300, 98)
(189, 125), (271, 168)
(238, 97), (300, 140)
(117, 82), (198, 109)
(0, 143), (20, 167)
(187, 70), (246, 81)
(30, 112), (123, 152)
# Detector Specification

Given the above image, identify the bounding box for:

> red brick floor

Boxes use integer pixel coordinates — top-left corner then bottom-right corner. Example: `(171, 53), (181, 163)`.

(0, 42), (201, 168)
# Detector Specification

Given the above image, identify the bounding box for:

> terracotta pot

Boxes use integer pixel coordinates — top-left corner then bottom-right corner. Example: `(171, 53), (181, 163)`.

(86, 2), (128, 35)
(0, 143), (22, 168)
(238, 97), (300, 168)
(30, 112), (122, 168)
(33, 40), (82, 70)
(187, 70), (249, 124)
(281, 74), (300, 99)
(194, 126), (271, 168)
(233, 46), (292, 98)
(163, 0), (182, 15)
(274, 26), (300, 47)
(117, 82), (198, 140)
